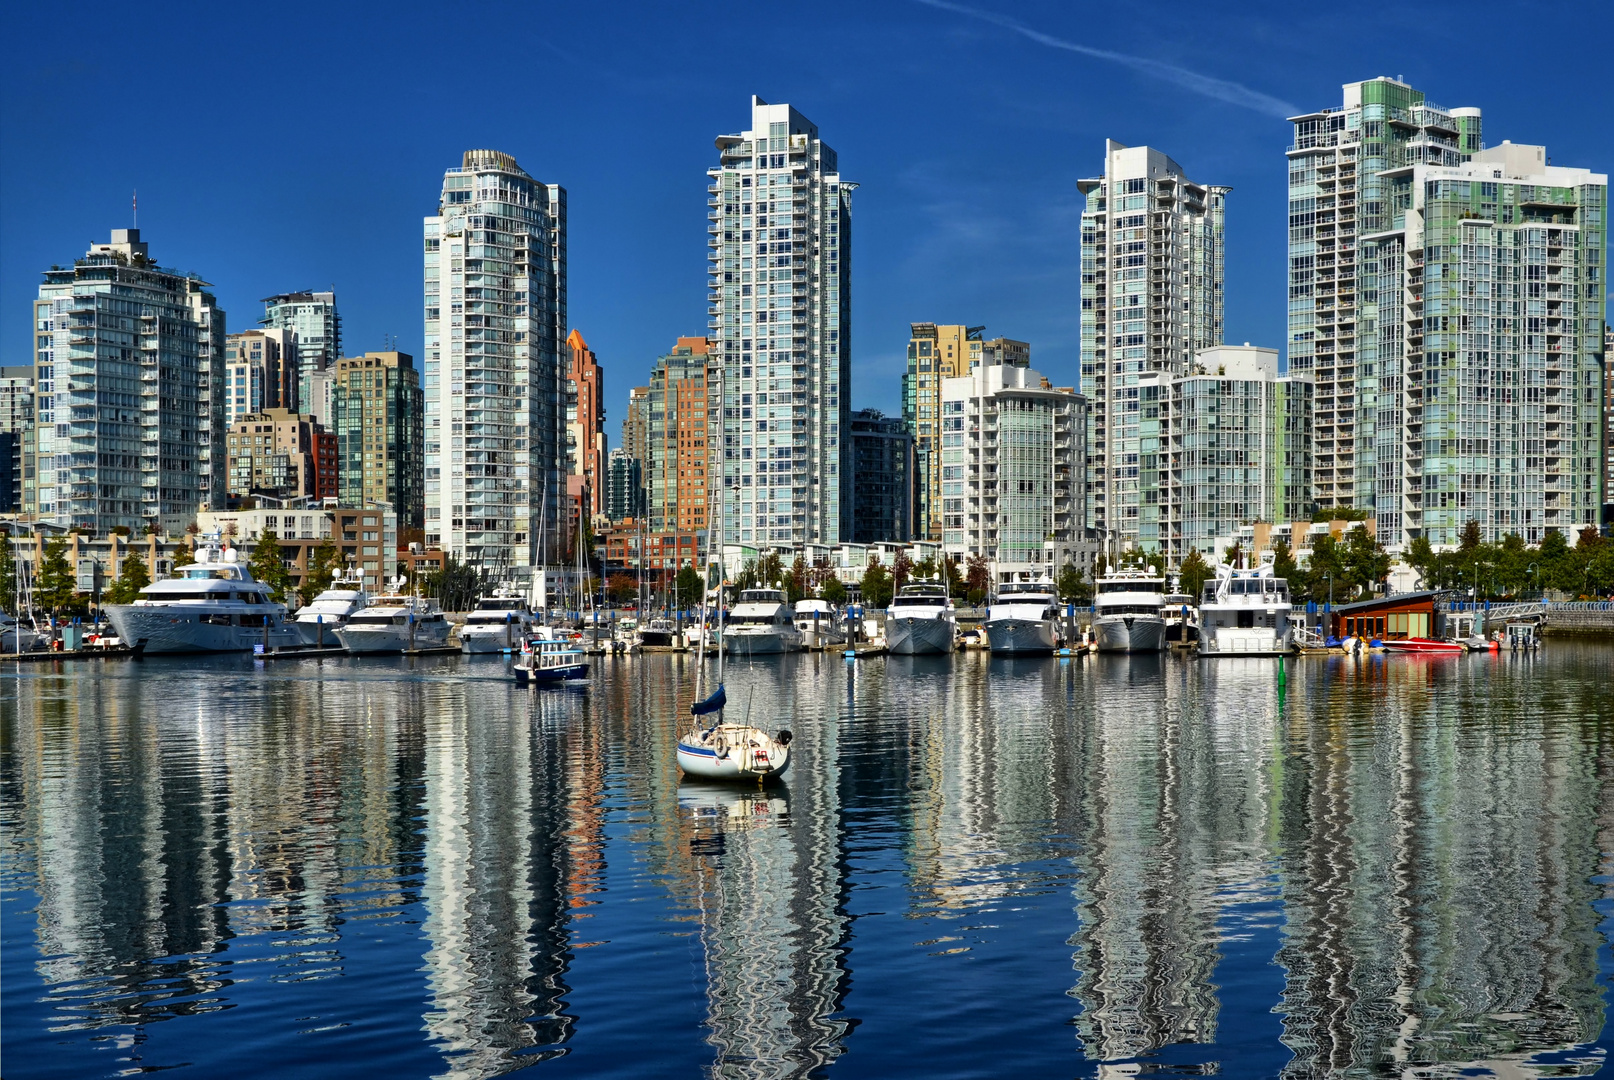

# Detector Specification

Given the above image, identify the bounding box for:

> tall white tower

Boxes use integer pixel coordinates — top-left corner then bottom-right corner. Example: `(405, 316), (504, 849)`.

(709, 97), (853, 547)
(423, 150), (566, 576)
(1078, 141), (1228, 556)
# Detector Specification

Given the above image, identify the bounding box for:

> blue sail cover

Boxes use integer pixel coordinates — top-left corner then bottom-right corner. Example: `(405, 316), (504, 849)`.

(691, 683), (727, 716)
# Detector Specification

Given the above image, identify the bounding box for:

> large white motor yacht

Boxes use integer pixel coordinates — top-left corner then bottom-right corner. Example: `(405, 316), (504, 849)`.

(293, 568), (370, 646)
(458, 589), (538, 654)
(1092, 567), (1168, 653)
(335, 594), (451, 654)
(104, 540), (304, 653)
(1197, 562), (1295, 657)
(885, 582), (957, 655)
(984, 579), (1061, 655)
(793, 598), (846, 649)
(721, 588), (803, 655)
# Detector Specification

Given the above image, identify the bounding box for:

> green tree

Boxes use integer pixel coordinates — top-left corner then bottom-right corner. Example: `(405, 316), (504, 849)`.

(1538, 528), (1571, 592)
(1404, 535), (1436, 589)
(912, 557), (937, 581)
(1459, 518), (1483, 552)
(36, 536), (79, 615)
(1342, 525), (1391, 599)
(1306, 534), (1349, 605)
(1177, 549), (1214, 601)
(249, 531), (293, 603)
(755, 551), (784, 588)
(1312, 505), (1371, 522)
(1055, 561), (1090, 604)
(1222, 541), (1244, 569)
(1271, 539), (1300, 592)
(732, 559), (758, 594)
(673, 565), (705, 609)
(298, 538), (340, 606)
(103, 548), (152, 605)
(941, 557), (964, 595)
(1093, 552), (1109, 579)
(860, 557), (893, 609)
(0, 532), (14, 616)
(170, 538), (195, 569)
(963, 554), (991, 607)
(821, 575), (847, 606)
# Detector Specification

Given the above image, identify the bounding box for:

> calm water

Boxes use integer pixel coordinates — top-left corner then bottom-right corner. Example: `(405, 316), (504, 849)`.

(4, 645), (1614, 1079)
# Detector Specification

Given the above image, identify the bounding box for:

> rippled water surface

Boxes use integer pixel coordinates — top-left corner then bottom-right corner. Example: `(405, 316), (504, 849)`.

(4, 645), (1614, 1078)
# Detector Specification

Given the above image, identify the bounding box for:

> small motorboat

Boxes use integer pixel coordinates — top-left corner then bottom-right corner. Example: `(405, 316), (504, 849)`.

(1381, 637), (1466, 656)
(513, 636), (589, 685)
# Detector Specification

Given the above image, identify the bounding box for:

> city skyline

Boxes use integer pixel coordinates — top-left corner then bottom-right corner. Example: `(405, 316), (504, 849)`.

(4, 4), (1608, 435)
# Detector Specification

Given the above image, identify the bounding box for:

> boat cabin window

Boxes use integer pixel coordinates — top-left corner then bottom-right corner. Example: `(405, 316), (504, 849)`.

(896, 596), (947, 607)
(1098, 581), (1162, 594)
(1102, 603), (1159, 616)
(476, 600), (527, 611)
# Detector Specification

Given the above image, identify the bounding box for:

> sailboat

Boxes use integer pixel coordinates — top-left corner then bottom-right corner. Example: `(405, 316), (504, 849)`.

(675, 364), (792, 782)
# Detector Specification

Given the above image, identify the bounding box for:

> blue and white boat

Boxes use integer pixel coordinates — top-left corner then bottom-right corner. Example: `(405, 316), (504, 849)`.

(512, 636), (589, 684)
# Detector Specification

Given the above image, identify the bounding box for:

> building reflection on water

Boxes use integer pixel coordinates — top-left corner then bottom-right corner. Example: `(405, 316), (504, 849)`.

(2, 648), (1612, 1077)
(664, 654), (855, 1079)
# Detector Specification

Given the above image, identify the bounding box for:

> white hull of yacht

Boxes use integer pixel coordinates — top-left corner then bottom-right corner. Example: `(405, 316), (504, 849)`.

(105, 606), (304, 653)
(335, 622), (452, 654)
(1198, 619), (1294, 658)
(886, 615), (954, 655)
(676, 725), (791, 780)
(294, 618), (350, 647)
(985, 618), (1060, 655)
(721, 627), (803, 655)
(459, 624), (531, 653)
(1093, 615), (1167, 654)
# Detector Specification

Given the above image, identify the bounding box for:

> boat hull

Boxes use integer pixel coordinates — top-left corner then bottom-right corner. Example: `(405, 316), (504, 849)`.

(676, 734), (790, 780)
(984, 617), (1059, 655)
(105, 605), (304, 653)
(514, 662), (589, 683)
(1093, 615), (1166, 654)
(886, 615), (954, 655)
(459, 626), (529, 653)
(335, 623), (452, 654)
(1383, 638), (1465, 656)
(721, 629), (802, 655)
(294, 618), (349, 647)
(1199, 626), (1293, 657)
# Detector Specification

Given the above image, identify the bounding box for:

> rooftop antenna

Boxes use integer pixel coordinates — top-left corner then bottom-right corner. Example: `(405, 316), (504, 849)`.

(132, 190), (137, 228)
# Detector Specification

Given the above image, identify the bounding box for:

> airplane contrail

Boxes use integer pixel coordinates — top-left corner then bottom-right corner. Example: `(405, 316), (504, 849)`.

(915, 0), (1298, 118)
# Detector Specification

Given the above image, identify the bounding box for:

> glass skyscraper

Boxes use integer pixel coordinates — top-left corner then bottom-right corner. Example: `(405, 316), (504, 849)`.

(261, 290), (340, 418)
(1289, 79), (1606, 544)
(708, 96), (852, 546)
(1078, 141), (1228, 556)
(423, 150), (566, 575)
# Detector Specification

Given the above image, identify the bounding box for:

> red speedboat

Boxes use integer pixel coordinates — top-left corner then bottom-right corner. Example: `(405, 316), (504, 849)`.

(1382, 637), (1465, 656)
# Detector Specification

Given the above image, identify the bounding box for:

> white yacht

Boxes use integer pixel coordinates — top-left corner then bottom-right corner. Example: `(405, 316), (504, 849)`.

(885, 582), (956, 655)
(104, 540), (304, 653)
(984, 579), (1061, 655)
(793, 598), (846, 649)
(334, 594), (450, 654)
(1197, 563), (1295, 657)
(721, 589), (803, 655)
(1092, 567), (1168, 653)
(0, 612), (46, 652)
(293, 568), (370, 646)
(458, 589), (538, 654)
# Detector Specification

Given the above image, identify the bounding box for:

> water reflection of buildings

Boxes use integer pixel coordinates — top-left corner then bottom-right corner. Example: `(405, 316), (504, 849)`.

(4, 666), (608, 1076)
(1273, 656), (1608, 1077)
(1062, 654), (1275, 1065)
(666, 654), (854, 1079)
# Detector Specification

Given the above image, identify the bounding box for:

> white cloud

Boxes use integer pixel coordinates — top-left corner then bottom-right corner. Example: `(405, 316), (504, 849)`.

(914, 0), (1299, 118)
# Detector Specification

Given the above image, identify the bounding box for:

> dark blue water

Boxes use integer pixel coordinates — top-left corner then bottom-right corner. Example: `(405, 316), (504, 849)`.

(3, 645), (1614, 1078)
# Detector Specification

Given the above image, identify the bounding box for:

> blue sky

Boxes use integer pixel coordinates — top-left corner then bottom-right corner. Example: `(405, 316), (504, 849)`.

(3, 1), (1609, 430)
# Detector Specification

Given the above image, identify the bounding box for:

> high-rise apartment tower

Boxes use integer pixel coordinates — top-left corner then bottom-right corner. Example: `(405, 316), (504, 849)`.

(1078, 141), (1228, 555)
(31, 229), (225, 533)
(423, 150), (567, 574)
(709, 96), (853, 546)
